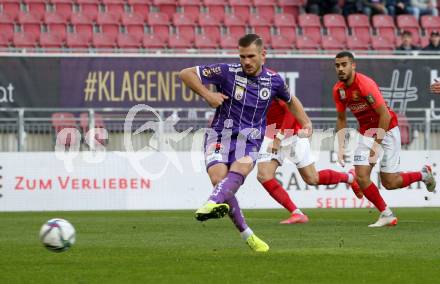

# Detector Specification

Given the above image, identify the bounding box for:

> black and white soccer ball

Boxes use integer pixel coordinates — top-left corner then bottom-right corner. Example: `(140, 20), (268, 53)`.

(39, 218), (76, 252)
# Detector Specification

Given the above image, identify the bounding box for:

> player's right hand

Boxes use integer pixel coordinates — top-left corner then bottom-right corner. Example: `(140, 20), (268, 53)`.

(430, 80), (440, 94)
(205, 92), (229, 108)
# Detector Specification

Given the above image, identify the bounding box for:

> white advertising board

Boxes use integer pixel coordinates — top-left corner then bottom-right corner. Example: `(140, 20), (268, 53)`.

(0, 151), (438, 211)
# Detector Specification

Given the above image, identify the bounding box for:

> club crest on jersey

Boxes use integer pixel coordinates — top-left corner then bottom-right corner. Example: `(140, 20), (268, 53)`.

(352, 90), (361, 101)
(259, 87), (270, 100)
(338, 88), (346, 100)
(234, 85), (245, 100)
(366, 93), (375, 104)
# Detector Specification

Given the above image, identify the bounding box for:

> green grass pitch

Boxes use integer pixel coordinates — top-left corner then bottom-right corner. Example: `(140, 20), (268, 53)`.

(1, 208), (440, 283)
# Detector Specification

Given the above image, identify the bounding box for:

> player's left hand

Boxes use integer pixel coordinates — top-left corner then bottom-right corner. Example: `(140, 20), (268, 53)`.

(267, 137), (281, 154)
(298, 123), (313, 138)
(430, 81), (440, 94)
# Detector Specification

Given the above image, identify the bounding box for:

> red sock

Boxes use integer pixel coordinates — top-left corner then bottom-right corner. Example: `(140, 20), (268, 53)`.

(400, 172), (422, 188)
(318, 169), (349, 184)
(262, 178), (297, 213)
(362, 183), (387, 212)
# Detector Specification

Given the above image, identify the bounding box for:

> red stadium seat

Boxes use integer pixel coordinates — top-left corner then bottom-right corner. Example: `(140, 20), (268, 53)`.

(168, 33), (193, 48)
(102, 0), (125, 15)
(298, 13), (322, 44)
(296, 35), (320, 50)
(278, 0), (303, 18)
(154, 0), (177, 19)
(66, 32), (90, 49)
(346, 35), (369, 50)
(198, 12), (221, 26)
(147, 12), (169, 40)
(224, 13), (247, 37)
(323, 14), (347, 43)
(44, 11), (68, 40)
(229, 0), (251, 23)
(51, 112), (79, 148)
(77, 0), (99, 21)
(274, 13), (296, 27)
(176, 25), (195, 42)
(51, 0), (73, 20)
(71, 12), (94, 41)
(0, 1), (20, 20)
(249, 14), (271, 39)
(121, 12), (145, 39)
(372, 14), (396, 44)
(92, 32), (116, 49)
(179, 0), (201, 21)
(97, 12), (120, 38)
(142, 33), (167, 48)
(201, 26), (221, 43)
(421, 15), (440, 35)
(0, 14), (15, 41)
(396, 15), (420, 44)
(117, 32), (141, 49)
(254, 0), (276, 23)
(204, 0), (225, 22)
(13, 31), (38, 48)
(220, 33), (239, 49)
(40, 31), (64, 49)
(18, 11), (42, 38)
(347, 14), (371, 44)
(420, 34), (430, 47)
(321, 35), (346, 50)
(270, 33), (295, 50)
(0, 33), (9, 47)
(371, 35), (395, 50)
(23, 0), (46, 19)
(128, 0), (151, 15)
(195, 33), (218, 49)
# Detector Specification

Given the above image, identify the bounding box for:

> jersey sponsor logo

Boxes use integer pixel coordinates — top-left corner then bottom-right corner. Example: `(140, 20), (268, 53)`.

(229, 67), (242, 73)
(366, 93), (375, 104)
(259, 87), (271, 100)
(205, 142), (224, 163)
(235, 75), (247, 85)
(234, 85), (245, 100)
(202, 66), (221, 77)
(348, 102), (368, 112)
(352, 90), (360, 101)
(260, 77), (270, 81)
(260, 82), (271, 87)
(338, 88), (346, 100)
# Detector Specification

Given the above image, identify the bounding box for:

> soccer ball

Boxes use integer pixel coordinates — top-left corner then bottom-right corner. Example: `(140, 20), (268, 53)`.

(39, 218), (76, 252)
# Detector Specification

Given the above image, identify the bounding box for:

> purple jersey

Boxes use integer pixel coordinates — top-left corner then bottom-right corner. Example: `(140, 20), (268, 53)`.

(197, 63), (291, 137)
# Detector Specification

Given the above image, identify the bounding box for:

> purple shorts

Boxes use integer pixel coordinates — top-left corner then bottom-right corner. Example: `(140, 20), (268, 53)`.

(203, 130), (262, 169)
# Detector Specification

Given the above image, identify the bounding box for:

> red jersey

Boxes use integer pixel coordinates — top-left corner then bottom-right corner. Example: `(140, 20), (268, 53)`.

(332, 72), (398, 135)
(265, 99), (301, 138)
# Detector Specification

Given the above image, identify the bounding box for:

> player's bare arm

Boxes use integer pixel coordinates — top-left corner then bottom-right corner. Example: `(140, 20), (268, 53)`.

(286, 96), (312, 138)
(336, 111), (347, 167)
(179, 67), (228, 108)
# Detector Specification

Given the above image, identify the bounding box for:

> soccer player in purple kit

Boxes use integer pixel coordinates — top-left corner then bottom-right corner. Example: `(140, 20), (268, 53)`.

(179, 34), (312, 252)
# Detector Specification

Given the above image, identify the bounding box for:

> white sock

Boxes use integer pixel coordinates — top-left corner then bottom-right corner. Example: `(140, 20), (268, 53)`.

(240, 227), (254, 241)
(347, 172), (354, 183)
(381, 207), (393, 217)
(293, 209), (303, 215)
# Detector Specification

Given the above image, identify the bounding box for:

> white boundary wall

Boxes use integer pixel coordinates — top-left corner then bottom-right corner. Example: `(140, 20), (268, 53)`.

(0, 151), (438, 211)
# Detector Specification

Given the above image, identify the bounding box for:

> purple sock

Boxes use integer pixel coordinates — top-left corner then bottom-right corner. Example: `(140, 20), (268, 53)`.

(209, 171), (244, 203)
(226, 195), (248, 232)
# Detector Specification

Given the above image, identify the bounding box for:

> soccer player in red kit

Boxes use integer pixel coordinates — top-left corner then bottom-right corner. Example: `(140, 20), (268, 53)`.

(333, 51), (436, 227)
(257, 97), (362, 224)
